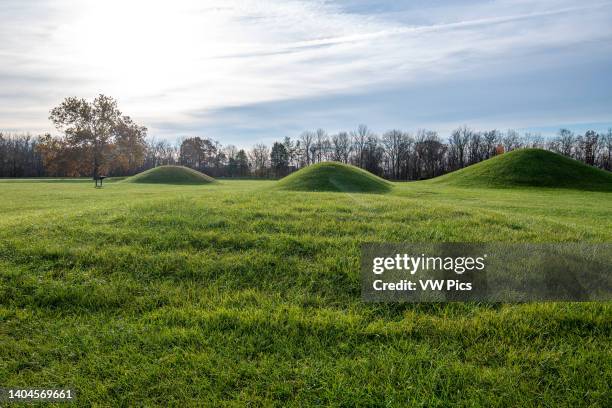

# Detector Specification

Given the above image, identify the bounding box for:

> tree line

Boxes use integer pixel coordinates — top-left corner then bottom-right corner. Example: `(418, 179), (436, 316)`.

(1, 95), (611, 179)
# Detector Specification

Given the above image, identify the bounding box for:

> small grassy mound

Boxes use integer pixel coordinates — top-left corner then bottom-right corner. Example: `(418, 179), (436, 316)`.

(125, 166), (216, 185)
(277, 162), (392, 193)
(431, 148), (612, 191)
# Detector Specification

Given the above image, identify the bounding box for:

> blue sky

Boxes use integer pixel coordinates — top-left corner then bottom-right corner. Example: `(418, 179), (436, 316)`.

(1, 0), (611, 147)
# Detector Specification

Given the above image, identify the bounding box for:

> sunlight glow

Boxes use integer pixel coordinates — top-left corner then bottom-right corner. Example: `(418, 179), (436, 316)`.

(2, 0), (612, 140)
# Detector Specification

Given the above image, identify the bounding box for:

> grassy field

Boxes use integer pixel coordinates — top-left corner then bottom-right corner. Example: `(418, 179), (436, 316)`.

(1, 177), (611, 406)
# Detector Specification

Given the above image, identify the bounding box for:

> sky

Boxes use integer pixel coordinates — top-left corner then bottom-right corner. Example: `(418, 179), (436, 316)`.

(1, 0), (612, 147)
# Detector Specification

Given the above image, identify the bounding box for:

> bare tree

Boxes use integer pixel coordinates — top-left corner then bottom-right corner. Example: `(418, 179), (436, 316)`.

(382, 129), (406, 179)
(249, 143), (270, 176)
(0, 133), (45, 177)
(224, 144), (238, 161)
(449, 126), (471, 169)
(557, 129), (575, 157)
(331, 132), (351, 163)
(524, 132), (544, 149)
(580, 130), (599, 166)
(314, 128), (328, 162)
(362, 134), (384, 176)
(467, 131), (483, 164)
(503, 129), (522, 152)
(350, 124), (371, 168)
(299, 131), (314, 165)
(282, 137), (299, 168)
(415, 130), (445, 179)
(602, 129), (612, 170)
(482, 130), (499, 159)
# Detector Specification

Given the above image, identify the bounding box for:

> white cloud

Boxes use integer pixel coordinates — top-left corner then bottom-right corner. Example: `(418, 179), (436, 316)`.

(1, 0), (611, 138)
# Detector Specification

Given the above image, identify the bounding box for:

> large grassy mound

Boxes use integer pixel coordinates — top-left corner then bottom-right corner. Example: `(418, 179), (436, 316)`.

(277, 162), (392, 193)
(125, 165), (215, 185)
(431, 148), (612, 190)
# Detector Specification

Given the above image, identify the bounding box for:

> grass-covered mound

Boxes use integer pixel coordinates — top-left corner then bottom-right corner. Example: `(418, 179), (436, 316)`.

(431, 148), (612, 190)
(125, 165), (215, 185)
(277, 162), (392, 193)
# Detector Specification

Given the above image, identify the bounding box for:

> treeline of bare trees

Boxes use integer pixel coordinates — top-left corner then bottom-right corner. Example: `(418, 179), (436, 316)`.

(177, 125), (611, 180)
(0, 133), (46, 177)
(1, 125), (611, 179)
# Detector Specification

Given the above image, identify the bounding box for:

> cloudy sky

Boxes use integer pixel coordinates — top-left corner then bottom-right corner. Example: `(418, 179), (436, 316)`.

(1, 0), (611, 146)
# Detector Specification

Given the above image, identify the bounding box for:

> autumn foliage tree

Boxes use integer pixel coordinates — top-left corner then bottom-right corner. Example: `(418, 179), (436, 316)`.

(179, 137), (218, 169)
(36, 134), (85, 177)
(42, 94), (147, 178)
(111, 115), (148, 174)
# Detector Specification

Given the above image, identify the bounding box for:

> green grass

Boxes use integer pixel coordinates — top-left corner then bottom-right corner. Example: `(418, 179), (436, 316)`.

(277, 161), (392, 193)
(0, 178), (611, 406)
(431, 148), (612, 191)
(124, 165), (216, 184)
